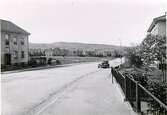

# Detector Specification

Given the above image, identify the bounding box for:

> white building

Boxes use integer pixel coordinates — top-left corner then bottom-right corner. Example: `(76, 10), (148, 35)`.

(147, 15), (166, 36)
(1, 19), (30, 66)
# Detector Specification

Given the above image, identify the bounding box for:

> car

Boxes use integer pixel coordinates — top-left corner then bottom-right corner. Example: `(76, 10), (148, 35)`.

(98, 60), (110, 68)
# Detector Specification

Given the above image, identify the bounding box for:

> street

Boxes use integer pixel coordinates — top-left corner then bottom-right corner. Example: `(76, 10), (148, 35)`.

(1, 58), (136, 115)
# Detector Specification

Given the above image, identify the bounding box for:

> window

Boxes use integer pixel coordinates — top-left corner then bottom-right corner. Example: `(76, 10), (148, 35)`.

(21, 38), (24, 45)
(21, 41), (24, 45)
(21, 51), (24, 58)
(13, 38), (17, 45)
(14, 51), (18, 59)
(5, 34), (9, 45)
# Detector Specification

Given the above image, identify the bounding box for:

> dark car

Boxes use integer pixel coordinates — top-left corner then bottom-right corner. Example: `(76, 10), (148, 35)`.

(98, 60), (110, 68)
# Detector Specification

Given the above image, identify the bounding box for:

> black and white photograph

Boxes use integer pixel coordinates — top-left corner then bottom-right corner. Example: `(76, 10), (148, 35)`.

(0, 0), (167, 115)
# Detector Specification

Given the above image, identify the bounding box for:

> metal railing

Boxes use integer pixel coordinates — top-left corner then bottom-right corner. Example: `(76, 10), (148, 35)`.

(111, 67), (167, 115)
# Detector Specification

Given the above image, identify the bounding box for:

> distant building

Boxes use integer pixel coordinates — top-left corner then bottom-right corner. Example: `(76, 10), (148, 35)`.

(29, 48), (54, 65)
(28, 48), (46, 65)
(1, 19), (30, 66)
(147, 15), (166, 36)
(29, 48), (45, 57)
(44, 48), (53, 58)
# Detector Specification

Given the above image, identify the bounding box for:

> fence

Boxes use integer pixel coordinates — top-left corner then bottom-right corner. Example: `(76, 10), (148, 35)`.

(111, 67), (167, 115)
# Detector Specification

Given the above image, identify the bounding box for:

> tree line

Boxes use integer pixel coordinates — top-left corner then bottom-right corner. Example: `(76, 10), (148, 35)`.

(29, 48), (124, 58)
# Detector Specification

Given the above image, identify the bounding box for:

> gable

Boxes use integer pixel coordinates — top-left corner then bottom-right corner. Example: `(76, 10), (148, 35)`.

(0, 19), (30, 35)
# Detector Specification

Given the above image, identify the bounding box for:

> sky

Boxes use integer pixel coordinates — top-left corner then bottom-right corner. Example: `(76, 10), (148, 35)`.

(0, 0), (166, 46)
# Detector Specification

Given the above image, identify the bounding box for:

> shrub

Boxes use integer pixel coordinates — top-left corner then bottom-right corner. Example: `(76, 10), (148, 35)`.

(28, 59), (37, 67)
(56, 60), (61, 65)
(126, 47), (143, 68)
(147, 80), (167, 110)
(48, 58), (52, 65)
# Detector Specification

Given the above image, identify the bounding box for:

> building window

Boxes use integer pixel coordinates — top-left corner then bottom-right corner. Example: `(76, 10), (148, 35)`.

(21, 41), (24, 45)
(21, 51), (24, 58)
(21, 38), (24, 45)
(13, 38), (17, 45)
(5, 34), (9, 45)
(14, 51), (18, 59)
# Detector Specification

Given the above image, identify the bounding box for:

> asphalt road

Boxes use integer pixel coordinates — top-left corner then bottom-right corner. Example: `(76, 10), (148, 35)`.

(1, 58), (136, 115)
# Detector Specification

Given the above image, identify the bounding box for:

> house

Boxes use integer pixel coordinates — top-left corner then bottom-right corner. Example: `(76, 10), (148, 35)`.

(147, 14), (166, 36)
(1, 19), (30, 66)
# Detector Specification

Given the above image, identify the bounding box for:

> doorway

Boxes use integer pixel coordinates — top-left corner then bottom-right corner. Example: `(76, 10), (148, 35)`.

(4, 54), (11, 65)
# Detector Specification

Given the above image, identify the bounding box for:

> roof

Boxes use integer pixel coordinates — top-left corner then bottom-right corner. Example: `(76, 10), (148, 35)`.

(0, 19), (30, 35)
(147, 15), (166, 32)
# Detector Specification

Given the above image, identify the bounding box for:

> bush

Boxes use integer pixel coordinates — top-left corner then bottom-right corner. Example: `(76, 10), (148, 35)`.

(48, 58), (52, 65)
(28, 59), (37, 67)
(147, 81), (167, 110)
(126, 47), (143, 68)
(56, 60), (61, 65)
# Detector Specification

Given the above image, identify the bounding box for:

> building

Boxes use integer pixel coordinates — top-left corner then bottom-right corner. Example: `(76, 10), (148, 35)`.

(1, 19), (30, 66)
(44, 48), (53, 58)
(29, 48), (54, 65)
(147, 13), (167, 82)
(147, 14), (166, 36)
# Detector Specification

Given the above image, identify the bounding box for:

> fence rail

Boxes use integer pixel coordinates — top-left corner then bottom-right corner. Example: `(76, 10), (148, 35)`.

(111, 67), (167, 115)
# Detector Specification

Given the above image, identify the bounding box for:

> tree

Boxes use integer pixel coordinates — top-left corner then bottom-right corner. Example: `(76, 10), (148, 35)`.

(61, 49), (69, 57)
(85, 51), (96, 57)
(126, 46), (143, 68)
(53, 48), (62, 56)
(113, 50), (123, 58)
(140, 35), (166, 82)
(140, 35), (166, 65)
(76, 50), (85, 57)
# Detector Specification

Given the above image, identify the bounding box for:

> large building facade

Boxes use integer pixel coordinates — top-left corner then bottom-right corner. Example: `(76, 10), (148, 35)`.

(1, 19), (30, 66)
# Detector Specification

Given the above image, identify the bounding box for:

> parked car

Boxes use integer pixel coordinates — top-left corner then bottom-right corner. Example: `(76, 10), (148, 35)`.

(98, 60), (110, 68)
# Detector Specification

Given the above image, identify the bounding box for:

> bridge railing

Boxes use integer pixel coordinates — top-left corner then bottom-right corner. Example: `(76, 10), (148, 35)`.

(111, 67), (167, 115)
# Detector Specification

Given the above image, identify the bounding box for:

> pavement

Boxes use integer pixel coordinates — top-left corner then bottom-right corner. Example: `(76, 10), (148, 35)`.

(1, 58), (137, 115)
(1, 63), (79, 74)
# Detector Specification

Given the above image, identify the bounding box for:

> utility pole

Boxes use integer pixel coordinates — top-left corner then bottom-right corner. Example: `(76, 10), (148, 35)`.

(165, 12), (167, 105)
(165, 12), (167, 83)
(118, 38), (122, 65)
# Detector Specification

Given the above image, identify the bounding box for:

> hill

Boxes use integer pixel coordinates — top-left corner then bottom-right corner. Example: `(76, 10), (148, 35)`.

(29, 42), (126, 52)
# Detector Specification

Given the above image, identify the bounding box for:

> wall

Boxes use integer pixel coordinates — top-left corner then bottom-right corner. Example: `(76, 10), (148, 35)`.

(1, 31), (29, 65)
(1, 32), (5, 65)
(150, 24), (158, 35)
(158, 21), (166, 36)
(151, 21), (166, 36)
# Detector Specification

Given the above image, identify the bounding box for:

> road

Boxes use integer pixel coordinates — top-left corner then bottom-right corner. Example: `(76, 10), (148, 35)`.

(1, 58), (136, 115)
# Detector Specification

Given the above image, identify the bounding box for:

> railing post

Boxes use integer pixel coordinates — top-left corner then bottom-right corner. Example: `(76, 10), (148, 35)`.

(136, 81), (141, 113)
(124, 75), (127, 101)
(111, 67), (114, 83)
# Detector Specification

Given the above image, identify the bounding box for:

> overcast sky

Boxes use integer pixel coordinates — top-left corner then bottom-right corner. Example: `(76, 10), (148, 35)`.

(0, 0), (166, 46)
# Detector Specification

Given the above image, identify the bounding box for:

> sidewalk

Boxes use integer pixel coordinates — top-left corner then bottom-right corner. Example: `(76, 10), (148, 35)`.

(1, 61), (100, 74)
(38, 69), (137, 115)
(1, 63), (79, 74)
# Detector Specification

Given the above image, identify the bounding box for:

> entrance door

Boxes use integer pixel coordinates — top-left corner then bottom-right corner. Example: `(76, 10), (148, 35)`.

(4, 54), (11, 65)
